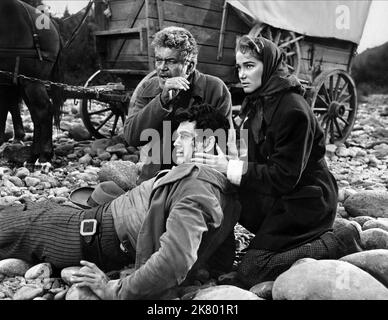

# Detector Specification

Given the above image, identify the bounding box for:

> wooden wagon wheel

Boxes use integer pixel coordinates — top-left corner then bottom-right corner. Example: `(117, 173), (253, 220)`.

(308, 69), (358, 144)
(80, 70), (128, 139)
(249, 24), (302, 76)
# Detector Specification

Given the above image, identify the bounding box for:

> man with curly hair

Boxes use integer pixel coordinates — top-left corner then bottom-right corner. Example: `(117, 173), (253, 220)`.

(124, 26), (236, 182)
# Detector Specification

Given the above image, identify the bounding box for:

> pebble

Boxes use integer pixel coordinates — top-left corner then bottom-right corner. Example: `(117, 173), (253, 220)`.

(61, 266), (81, 285)
(24, 263), (52, 280)
(25, 177), (41, 187)
(0, 259), (31, 277)
(65, 285), (100, 300)
(13, 286), (44, 300)
(360, 228), (388, 250)
(79, 153), (93, 165)
(98, 161), (139, 191)
(363, 219), (388, 232)
(8, 176), (24, 187)
(249, 281), (274, 300)
(350, 216), (376, 227)
(344, 190), (388, 218)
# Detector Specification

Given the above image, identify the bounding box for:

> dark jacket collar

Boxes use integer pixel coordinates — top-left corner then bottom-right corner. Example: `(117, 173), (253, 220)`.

(141, 70), (205, 99)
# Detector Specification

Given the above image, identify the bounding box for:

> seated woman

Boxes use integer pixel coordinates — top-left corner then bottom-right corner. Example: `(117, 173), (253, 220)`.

(191, 35), (362, 287)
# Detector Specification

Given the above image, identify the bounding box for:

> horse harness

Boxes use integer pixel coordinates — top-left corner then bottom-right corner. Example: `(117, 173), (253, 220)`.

(0, 1), (57, 85)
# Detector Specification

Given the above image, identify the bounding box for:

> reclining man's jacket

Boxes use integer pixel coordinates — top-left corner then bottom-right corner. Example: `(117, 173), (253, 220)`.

(108, 163), (240, 299)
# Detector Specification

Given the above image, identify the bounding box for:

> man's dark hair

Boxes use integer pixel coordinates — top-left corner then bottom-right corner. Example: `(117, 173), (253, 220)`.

(175, 103), (230, 132)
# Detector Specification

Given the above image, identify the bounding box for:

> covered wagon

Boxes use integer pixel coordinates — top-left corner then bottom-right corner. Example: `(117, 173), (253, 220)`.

(82, 0), (371, 144)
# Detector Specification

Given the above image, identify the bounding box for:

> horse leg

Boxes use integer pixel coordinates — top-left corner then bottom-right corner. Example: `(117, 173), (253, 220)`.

(10, 95), (26, 143)
(0, 86), (19, 145)
(22, 83), (54, 163)
(0, 87), (9, 145)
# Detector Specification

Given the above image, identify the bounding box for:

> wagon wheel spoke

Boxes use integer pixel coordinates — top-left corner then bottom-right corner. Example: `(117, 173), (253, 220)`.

(338, 94), (352, 104)
(110, 114), (120, 136)
(279, 37), (294, 48)
(321, 83), (332, 104)
(329, 76), (334, 101)
(313, 108), (329, 113)
(317, 94), (329, 108)
(286, 51), (296, 57)
(96, 112), (114, 131)
(338, 116), (349, 126)
(337, 82), (349, 100)
(333, 74), (342, 100)
(334, 118), (344, 138)
(88, 107), (111, 116)
(274, 30), (282, 45)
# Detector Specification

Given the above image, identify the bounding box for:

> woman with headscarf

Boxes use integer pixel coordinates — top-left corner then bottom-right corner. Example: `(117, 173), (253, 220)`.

(191, 35), (362, 287)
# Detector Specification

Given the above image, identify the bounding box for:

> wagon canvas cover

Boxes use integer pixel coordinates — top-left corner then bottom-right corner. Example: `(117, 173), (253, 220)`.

(227, 0), (371, 44)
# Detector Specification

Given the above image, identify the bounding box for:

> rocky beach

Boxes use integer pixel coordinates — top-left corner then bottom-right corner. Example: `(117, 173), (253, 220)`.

(0, 94), (388, 300)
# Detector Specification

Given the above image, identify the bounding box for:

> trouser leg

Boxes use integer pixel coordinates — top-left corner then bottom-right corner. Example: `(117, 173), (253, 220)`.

(0, 201), (132, 272)
(237, 231), (339, 288)
(0, 202), (83, 270)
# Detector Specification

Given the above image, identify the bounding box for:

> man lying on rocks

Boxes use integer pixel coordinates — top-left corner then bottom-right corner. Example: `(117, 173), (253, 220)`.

(0, 103), (240, 300)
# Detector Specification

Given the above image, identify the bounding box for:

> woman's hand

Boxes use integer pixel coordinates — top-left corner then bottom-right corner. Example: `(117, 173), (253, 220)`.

(191, 144), (229, 174)
(70, 260), (110, 300)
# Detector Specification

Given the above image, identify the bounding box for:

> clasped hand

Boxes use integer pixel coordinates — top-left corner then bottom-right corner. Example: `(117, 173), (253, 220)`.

(161, 77), (190, 104)
(191, 144), (229, 174)
(70, 260), (110, 299)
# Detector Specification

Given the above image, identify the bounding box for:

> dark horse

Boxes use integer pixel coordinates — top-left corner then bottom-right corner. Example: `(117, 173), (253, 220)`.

(0, 0), (63, 163)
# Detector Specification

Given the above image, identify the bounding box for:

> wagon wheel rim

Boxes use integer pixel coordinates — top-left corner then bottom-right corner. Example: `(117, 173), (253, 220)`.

(310, 69), (358, 144)
(80, 71), (127, 139)
(250, 25), (301, 76)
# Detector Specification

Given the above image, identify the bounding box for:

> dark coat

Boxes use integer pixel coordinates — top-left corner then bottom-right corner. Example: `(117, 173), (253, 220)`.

(238, 89), (338, 252)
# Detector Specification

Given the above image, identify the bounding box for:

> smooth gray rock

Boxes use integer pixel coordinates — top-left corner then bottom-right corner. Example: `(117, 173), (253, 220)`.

(363, 219), (388, 232)
(193, 285), (262, 300)
(25, 176), (40, 187)
(344, 190), (388, 218)
(0, 259), (31, 277)
(54, 143), (75, 157)
(350, 216), (376, 227)
(272, 260), (388, 300)
(25, 263), (53, 280)
(13, 286), (44, 300)
(360, 228), (388, 250)
(61, 266), (81, 285)
(68, 124), (91, 141)
(90, 138), (113, 154)
(79, 153), (93, 165)
(2, 144), (31, 164)
(340, 249), (388, 287)
(249, 281), (274, 300)
(7, 176), (24, 187)
(98, 161), (139, 191)
(65, 285), (100, 300)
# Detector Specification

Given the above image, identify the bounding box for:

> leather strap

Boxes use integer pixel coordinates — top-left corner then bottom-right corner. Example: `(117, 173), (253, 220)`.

(80, 205), (105, 270)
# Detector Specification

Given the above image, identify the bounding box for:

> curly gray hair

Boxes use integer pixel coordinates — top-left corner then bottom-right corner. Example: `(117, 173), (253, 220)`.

(152, 26), (198, 67)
